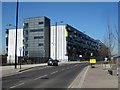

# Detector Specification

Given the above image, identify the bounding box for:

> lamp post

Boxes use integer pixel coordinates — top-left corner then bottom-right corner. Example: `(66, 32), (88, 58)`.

(55, 22), (57, 61)
(7, 0), (19, 68)
(116, 57), (119, 76)
(79, 55), (82, 62)
(55, 21), (63, 61)
(15, 0), (19, 69)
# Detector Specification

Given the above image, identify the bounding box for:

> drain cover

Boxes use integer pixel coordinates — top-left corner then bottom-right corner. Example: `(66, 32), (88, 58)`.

(41, 77), (49, 79)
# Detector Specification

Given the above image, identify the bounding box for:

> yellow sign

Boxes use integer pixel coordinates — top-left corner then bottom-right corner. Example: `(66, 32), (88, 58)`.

(22, 43), (24, 47)
(90, 59), (96, 64)
(65, 30), (68, 37)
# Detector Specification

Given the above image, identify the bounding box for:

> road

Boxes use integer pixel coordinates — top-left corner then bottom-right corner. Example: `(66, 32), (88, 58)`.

(2, 62), (88, 89)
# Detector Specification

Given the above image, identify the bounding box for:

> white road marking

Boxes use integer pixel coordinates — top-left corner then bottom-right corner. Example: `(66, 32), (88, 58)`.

(79, 66), (89, 88)
(34, 75), (47, 80)
(50, 71), (58, 75)
(19, 81), (23, 82)
(18, 69), (32, 73)
(9, 83), (24, 88)
(66, 67), (70, 69)
(19, 66), (48, 74)
(73, 65), (78, 67)
(68, 66), (89, 88)
(75, 64), (78, 66)
(39, 67), (47, 70)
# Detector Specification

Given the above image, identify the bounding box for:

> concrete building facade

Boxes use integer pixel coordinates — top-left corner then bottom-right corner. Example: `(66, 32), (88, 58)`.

(6, 29), (23, 64)
(6, 16), (102, 64)
(51, 24), (100, 61)
(50, 25), (68, 62)
(23, 16), (50, 63)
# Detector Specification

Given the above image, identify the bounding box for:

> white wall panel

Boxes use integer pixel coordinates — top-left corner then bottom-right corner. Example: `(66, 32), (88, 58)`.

(7, 29), (23, 64)
(50, 25), (68, 62)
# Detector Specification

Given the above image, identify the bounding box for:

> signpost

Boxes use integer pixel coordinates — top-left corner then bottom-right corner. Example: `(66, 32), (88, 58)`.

(79, 55), (82, 62)
(19, 47), (22, 69)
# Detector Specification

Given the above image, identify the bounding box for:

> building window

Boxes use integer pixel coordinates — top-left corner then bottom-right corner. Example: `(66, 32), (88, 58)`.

(38, 43), (43, 46)
(25, 44), (28, 49)
(69, 35), (72, 38)
(24, 30), (28, 35)
(25, 51), (28, 56)
(74, 30), (77, 34)
(67, 46), (70, 49)
(34, 36), (43, 39)
(23, 23), (28, 28)
(74, 35), (77, 38)
(38, 22), (43, 24)
(30, 29), (43, 32)
(25, 37), (28, 42)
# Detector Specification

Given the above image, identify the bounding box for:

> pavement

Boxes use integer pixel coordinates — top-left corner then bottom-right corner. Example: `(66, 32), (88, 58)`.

(69, 64), (118, 88)
(1, 63), (47, 77)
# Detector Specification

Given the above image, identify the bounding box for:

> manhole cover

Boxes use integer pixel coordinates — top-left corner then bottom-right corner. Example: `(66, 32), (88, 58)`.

(20, 76), (26, 78)
(41, 77), (49, 79)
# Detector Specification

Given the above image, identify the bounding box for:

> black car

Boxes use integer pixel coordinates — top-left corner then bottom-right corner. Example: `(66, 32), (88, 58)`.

(47, 59), (59, 66)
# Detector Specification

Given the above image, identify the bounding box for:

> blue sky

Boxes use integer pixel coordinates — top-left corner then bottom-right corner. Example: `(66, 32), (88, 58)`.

(2, 2), (118, 54)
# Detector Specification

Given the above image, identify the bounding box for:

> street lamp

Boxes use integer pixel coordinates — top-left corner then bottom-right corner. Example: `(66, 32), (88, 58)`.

(6, 24), (16, 28)
(55, 22), (57, 60)
(55, 21), (63, 61)
(15, 0), (19, 69)
(7, 0), (19, 69)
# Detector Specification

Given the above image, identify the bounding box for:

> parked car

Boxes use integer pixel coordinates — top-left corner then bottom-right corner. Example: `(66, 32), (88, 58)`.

(47, 59), (59, 66)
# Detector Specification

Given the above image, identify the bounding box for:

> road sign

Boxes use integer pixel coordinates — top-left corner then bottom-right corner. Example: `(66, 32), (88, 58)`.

(79, 55), (82, 57)
(91, 53), (93, 56)
(90, 59), (96, 64)
(19, 47), (22, 50)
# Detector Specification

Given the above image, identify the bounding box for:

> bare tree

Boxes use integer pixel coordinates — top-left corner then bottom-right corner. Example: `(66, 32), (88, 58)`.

(111, 25), (119, 56)
(112, 25), (120, 47)
(103, 18), (115, 58)
(98, 43), (109, 58)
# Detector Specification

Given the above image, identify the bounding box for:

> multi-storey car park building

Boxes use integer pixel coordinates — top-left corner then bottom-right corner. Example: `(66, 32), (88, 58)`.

(6, 16), (102, 64)
(23, 16), (50, 63)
